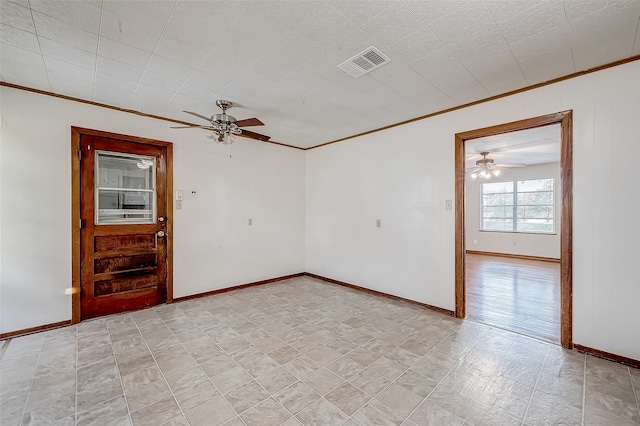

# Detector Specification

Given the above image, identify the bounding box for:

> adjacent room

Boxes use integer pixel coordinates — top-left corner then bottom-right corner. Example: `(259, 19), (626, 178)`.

(1, 1), (639, 425)
(464, 126), (562, 344)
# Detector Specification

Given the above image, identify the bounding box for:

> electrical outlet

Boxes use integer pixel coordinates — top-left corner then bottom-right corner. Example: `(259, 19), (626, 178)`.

(473, 239), (478, 245)
(176, 199), (182, 210)
(445, 200), (452, 210)
(248, 218), (252, 226)
(376, 219), (381, 228)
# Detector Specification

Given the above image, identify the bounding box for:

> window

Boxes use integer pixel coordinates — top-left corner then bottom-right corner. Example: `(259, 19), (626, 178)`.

(481, 179), (554, 233)
(95, 151), (156, 224)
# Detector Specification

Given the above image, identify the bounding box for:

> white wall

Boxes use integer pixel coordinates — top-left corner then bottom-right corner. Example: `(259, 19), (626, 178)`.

(306, 60), (640, 360)
(465, 162), (561, 259)
(0, 86), (306, 334)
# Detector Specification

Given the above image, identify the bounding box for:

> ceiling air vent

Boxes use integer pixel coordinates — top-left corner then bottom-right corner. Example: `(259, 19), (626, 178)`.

(338, 46), (391, 78)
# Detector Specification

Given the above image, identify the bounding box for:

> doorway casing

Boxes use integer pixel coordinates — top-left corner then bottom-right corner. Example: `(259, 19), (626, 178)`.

(454, 111), (573, 348)
(71, 127), (174, 324)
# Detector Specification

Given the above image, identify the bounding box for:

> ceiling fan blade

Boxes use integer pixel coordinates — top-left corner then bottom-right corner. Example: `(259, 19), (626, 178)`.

(170, 125), (210, 129)
(183, 110), (212, 122)
(239, 129), (271, 141)
(235, 118), (264, 127)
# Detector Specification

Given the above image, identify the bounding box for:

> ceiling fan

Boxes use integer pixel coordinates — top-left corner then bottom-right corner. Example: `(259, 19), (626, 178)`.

(171, 100), (270, 143)
(467, 152), (525, 179)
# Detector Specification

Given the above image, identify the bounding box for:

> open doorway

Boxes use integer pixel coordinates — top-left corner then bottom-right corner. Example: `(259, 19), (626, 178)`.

(454, 112), (573, 348)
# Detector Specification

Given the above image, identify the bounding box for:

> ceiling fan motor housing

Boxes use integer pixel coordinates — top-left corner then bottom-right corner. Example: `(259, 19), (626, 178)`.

(476, 152), (495, 167)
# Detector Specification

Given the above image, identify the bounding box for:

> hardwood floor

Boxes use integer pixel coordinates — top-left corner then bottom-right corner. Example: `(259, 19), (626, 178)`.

(465, 253), (560, 344)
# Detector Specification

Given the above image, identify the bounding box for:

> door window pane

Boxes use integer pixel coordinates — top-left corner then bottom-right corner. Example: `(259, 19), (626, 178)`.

(95, 151), (156, 224)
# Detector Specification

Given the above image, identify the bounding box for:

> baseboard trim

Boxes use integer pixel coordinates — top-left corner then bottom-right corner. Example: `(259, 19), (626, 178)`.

(465, 250), (561, 263)
(304, 272), (455, 317)
(574, 344), (640, 369)
(0, 320), (72, 341)
(172, 273), (305, 303)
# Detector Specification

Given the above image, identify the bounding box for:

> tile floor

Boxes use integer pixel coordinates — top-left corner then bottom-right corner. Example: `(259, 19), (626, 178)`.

(1, 276), (639, 426)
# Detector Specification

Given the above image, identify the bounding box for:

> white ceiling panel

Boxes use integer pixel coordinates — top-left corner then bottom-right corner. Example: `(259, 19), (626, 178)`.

(0, 43), (44, 69)
(29, 0), (101, 34)
(359, 1), (425, 46)
(563, 0), (639, 21)
(43, 56), (94, 83)
(0, 0), (36, 32)
(494, 1), (567, 45)
(326, 0), (396, 27)
(32, 11), (98, 53)
(217, 70), (276, 102)
(518, 47), (575, 85)
(100, 0), (175, 28)
(93, 72), (138, 95)
(48, 72), (93, 99)
(226, 5), (290, 52)
(1, 0), (638, 148)
(1, 23), (40, 52)
(293, 2), (359, 48)
(508, 25), (572, 63)
(0, 58), (50, 90)
(39, 37), (96, 70)
(99, 10), (164, 52)
(163, 1), (245, 49)
(460, 50), (528, 95)
(249, 0), (321, 29)
(97, 37), (152, 69)
(383, 27), (444, 65)
(139, 71), (183, 94)
(153, 36), (209, 69)
(407, 0), (473, 24)
(249, 32), (317, 80)
(133, 84), (175, 112)
(92, 85), (134, 109)
(146, 54), (194, 82)
(95, 57), (144, 84)
(181, 72), (228, 101)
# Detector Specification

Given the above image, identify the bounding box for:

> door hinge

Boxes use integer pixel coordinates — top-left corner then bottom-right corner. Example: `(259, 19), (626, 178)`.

(79, 219), (83, 229)
(78, 150), (82, 160)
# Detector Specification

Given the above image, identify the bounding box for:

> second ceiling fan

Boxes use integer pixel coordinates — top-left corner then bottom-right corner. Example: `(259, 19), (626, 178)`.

(467, 152), (525, 179)
(172, 100), (270, 143)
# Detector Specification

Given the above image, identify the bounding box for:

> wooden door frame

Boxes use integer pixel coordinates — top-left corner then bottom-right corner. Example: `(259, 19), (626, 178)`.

(454, 111), (573, 348)
(71, 127), (174, 324)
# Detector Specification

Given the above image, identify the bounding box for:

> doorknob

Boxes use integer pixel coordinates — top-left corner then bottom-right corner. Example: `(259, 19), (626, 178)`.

(156, 230), (166, 237)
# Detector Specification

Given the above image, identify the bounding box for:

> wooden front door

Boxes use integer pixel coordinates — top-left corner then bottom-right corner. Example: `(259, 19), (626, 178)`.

(78, 132), (170, 320)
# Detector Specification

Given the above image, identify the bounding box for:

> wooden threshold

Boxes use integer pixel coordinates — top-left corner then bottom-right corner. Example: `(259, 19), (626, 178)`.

(465, 250), (560, 263)
(0, 320), (72, 341)
(575, 344), (640, 370)
(305, 273), (455, 317)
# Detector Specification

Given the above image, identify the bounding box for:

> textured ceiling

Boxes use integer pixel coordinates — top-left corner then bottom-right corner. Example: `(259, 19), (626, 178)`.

(466, 123), (560, 168)
(1, 0), (639, 149)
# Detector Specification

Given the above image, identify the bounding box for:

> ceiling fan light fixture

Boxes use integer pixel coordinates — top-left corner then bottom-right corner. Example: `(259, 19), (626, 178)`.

(492, 169), (501, 176)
